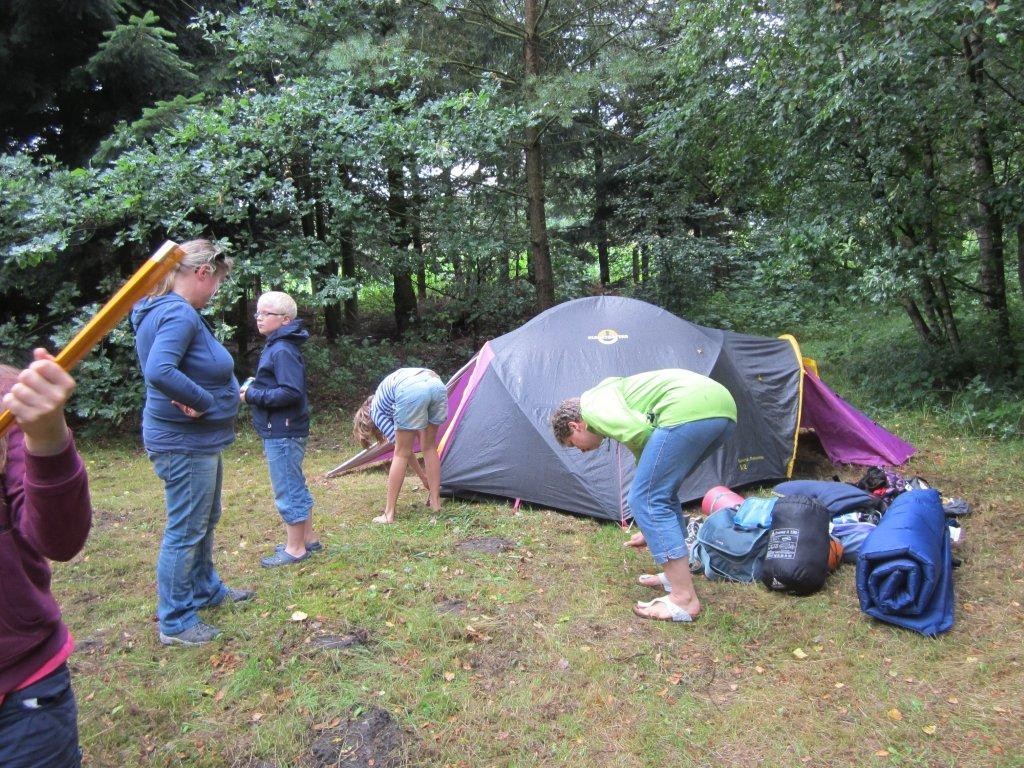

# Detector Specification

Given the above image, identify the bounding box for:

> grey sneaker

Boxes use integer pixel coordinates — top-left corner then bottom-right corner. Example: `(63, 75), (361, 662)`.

(159, 622), (220, 646)
(223, 586), (255, 603)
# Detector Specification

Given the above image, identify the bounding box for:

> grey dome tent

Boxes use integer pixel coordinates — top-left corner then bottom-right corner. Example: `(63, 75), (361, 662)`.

(328, 296), (914, 522)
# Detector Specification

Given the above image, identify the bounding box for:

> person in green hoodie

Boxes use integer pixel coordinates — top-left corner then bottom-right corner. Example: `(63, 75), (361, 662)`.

(551, 369), (736, 622)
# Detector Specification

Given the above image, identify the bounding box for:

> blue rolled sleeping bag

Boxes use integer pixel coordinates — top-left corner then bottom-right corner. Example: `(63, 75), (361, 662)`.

(855, 489), (954, 636)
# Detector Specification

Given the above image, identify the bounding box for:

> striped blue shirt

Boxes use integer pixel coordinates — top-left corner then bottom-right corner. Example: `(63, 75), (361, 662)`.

(370, 368), (432, 443)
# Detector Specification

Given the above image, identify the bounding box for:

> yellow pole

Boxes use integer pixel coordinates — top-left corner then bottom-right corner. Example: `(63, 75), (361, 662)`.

(0, 240), (186, 437)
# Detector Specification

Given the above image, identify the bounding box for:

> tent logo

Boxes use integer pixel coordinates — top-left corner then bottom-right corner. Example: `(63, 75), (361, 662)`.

(588, 329), (629, 345)
(737, 455), (765, 472)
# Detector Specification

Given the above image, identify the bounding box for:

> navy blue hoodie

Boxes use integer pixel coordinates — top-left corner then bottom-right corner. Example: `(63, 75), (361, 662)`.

(245, 320), (310, 438)
(131, 293), (239, 453)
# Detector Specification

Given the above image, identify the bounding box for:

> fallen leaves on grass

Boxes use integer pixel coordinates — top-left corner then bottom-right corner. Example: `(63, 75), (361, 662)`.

(313, 717), (343, 732)
(463, 625), (492, 643)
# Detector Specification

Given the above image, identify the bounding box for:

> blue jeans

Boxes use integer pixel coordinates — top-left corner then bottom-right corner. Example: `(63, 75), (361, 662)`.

(627, 418), (736, 565)
(151, 452), (228, 635)
(0, 665), (81, 768)
(263, 437), (314, 525)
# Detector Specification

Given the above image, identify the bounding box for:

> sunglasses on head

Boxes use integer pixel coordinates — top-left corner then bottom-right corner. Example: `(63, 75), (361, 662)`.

(193, 250), (226, 275)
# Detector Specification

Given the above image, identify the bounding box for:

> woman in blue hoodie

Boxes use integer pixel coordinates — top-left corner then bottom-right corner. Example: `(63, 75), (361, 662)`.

(131, 239), (254, 647)
(240, 291), (318, 568)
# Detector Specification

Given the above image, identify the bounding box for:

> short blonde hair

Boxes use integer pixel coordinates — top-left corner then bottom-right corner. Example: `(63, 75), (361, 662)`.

(258, 291), (297, 320)
(352, 394), (384, 448)
(150, 238), (234, 297)
(550, 397), (582, 445)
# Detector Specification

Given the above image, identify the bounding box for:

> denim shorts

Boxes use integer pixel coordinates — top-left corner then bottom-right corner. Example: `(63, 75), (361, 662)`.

(263, 437), (314, 525)
(394, 376), (448, 432)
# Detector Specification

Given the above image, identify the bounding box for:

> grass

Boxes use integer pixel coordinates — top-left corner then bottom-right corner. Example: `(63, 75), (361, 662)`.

(62, 412), (1024, 767)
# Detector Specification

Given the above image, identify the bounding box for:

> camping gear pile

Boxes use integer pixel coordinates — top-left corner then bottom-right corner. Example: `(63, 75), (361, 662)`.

(689, 473), (970, 636)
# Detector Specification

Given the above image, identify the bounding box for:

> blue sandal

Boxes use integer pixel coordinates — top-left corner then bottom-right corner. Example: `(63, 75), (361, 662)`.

(275, 540), (322, 553)
(261, 549), (311, 568)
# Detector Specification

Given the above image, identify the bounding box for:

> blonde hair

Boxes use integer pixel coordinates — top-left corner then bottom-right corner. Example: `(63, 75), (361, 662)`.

(352, 394), (384, 448)
(0, 364), (18, 471)
(149, 238), (234, 297)
(550, 397), (582, 445)
(258, 291), (297, 320)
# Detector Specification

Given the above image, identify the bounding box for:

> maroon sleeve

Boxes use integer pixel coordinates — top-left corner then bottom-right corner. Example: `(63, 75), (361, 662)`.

(8, 429), (93, 561)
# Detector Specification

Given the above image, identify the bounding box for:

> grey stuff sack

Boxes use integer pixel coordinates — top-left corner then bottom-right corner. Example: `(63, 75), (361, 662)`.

(690, 507), (771, 582)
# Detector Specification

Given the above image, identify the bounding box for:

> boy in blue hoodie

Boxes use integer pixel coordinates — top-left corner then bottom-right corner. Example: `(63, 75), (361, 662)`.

(241, 291), (318, 567)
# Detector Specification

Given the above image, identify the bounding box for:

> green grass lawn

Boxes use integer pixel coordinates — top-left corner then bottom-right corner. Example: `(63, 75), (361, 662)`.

(61, 413), (1024, 767)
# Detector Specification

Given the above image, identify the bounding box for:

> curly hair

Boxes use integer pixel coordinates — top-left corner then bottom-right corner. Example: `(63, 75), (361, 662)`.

(352, 394), (384, 448)
(550, 397), (582, 445)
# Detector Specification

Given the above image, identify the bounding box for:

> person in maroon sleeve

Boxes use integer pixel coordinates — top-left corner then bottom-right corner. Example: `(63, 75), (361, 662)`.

(0, 349), (92, 768)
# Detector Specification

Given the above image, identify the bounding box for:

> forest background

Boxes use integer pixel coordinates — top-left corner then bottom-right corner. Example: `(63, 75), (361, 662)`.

(1, 0), (1022, 435)
(3, 4), (1024, 767)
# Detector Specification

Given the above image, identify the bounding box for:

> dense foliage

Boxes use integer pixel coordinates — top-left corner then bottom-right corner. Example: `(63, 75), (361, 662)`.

(1, 0), (1021, 436)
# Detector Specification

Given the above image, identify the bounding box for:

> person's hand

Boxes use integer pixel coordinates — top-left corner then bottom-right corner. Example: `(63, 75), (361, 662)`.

(623, 532), (647, 550)
(171, 400), (203, 418)
(239, 377), (253, 403)
(2, 348), (74, 455)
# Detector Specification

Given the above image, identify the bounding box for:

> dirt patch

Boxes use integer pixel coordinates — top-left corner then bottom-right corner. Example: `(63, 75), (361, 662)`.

(309, 629), (370, 651)
(455, 536), (515, 554)
(435, 598), (468, 614)
(310, 632), (368, 651)
(305, 705), (410, 768)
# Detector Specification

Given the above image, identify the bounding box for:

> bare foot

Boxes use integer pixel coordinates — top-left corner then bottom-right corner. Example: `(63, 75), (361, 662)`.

(372, 512), (395, 524)
(637, 572), (671, 591)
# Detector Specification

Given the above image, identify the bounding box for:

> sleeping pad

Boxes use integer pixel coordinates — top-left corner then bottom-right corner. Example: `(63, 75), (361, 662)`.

(855, 488), (955, 636)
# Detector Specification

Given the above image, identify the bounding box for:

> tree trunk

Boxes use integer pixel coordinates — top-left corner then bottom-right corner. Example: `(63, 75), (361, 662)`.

(898, 295), (938, 346)
(410, 165), (427, 301)
(920, 141), (961, 354)
(340, 222), (358, 331)
(962, 29), (1012, 360)
(1018, 222), (1024, 300)
(524, 0), (555, 311)
(314, 198), (343, 340)
(233, 293), (250, 373)
(592, 103), (610, 286)
(387, 166), (418, 337)
(933, 274), (961, 354)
